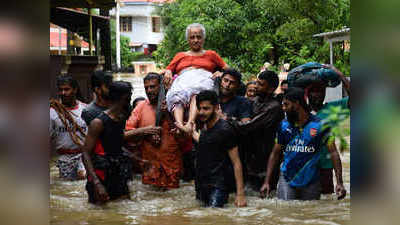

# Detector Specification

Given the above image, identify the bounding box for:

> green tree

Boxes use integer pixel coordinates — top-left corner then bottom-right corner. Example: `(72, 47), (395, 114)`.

(154, 0), (350, 81)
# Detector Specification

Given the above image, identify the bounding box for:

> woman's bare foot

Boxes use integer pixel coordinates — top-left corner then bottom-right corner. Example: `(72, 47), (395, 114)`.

(174, 122), (186, 131)
(174, 122), (192, 134)
(182, 122), (193, 134)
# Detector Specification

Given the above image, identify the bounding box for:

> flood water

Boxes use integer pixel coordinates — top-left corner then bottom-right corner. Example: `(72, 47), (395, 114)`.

(50, 151), (350, 225)
(51, 73), (350, 224)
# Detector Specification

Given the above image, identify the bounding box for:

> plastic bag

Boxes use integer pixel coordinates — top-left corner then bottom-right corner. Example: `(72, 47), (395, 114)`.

(287, 62), (341, 88)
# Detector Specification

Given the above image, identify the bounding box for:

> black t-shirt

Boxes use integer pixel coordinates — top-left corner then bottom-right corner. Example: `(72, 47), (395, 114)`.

(81, 101), (108, 126)
(97, 112), (124, 156)
(195, 119), (238, 190)
(220, 96), (252, 121)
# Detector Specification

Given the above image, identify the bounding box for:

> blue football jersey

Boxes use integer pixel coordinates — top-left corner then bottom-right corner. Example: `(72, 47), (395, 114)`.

(278, 115), (324, 187)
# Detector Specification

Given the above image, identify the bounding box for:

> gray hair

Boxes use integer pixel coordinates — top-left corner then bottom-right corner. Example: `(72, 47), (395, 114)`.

(185, 23), (206, 41)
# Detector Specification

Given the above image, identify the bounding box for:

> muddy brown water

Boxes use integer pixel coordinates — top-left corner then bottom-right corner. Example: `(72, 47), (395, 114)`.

(52, 74), (350, 224)
(50, 151), (350, 225)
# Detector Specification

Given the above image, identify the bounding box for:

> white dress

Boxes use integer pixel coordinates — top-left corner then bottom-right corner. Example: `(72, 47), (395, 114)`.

(166, 68), (216, 112)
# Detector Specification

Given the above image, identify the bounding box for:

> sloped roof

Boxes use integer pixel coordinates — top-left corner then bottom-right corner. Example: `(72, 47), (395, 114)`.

(51, 0), (116, 8)
(50, 25), (90, 48)
(313, 28), (350, 38)
(50, 7), (109, 41)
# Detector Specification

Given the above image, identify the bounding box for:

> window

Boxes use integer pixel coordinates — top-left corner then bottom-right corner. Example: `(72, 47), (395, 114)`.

(152, 17), (161, 33)
(140, 65), (147, 74)
(120, 17), (132, 32)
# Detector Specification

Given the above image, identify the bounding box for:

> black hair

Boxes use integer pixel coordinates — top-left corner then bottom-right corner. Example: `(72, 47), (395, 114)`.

(108, 81), (133, 102)
(57, 74), (78, 89)
(91, 70), (113, 89)
(221, 68), (242, 84)
(144, 72), (162, 84)
(56, 74), (84, 101)
(258, 70), (279, 90)
(246, 80), (257, 88)
(284, 87), (309, 112)
(281, 79), (288, 85)
(132, 96), (146, 108)
(196, 90), (218, 108)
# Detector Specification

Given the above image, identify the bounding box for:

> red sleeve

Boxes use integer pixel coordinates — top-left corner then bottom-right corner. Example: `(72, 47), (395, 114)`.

(208, 50), (227, 69)
(166, 52), (185, 74)
(125, 102), (143, 130)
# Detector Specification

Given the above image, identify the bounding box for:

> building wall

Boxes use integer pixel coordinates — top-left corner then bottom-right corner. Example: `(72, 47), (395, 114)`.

(132, 61), (160, 76)
(111, 3), (164, 45)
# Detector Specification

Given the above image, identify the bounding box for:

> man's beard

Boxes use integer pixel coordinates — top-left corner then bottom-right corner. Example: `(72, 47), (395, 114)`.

(199, 111), (216, 124)
(309, 97), (324, 111)
(256, 91), (266, 98)
(286, 110), (299, 125)
(149, 96), (157, 105)
(60, 96), (74, 107)
(220, 87), (233, 97)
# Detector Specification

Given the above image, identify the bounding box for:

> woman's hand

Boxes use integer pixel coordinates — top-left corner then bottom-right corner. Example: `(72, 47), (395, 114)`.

(161, 69), (173, 87)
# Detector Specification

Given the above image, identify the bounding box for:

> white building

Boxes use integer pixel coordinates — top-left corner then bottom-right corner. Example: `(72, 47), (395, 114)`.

(110, 0), (169, 54)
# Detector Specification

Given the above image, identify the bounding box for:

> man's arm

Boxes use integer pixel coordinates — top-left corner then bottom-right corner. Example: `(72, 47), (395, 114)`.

(81, 118), (109, 202)
(228, 146), (247, 207)
(326, 140), (347, 200)
(260, 143), (282, 198)
(236, 102), (284, 136)
(325, 64), (350, 98)
(124, 106), (161, 142)
(124, 126), (161, 141)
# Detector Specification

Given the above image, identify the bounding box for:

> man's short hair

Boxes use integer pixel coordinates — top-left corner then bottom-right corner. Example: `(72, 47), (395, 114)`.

(143, 72), (161, 84)
(57, 74), (78, 89)
(57, 74), (85, 101)
(108, 81), (133, 102)
(221, 68), (242, 84)
(284, 87), (309, 112)
(132, 96), (146, 108)
(196, 90), (218, 108)
(258, 70), (279, 90)
(91, 70), (113, 89)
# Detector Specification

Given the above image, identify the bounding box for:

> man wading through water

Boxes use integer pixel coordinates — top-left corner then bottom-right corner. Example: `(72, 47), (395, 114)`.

(230, 70), (284, 192)
(81, 70), (113, 125)
(260, 88), (346, 200)
(217, 68), (252, 193)
(82, 81), (160, 204)
(192, 90), (246, 207)
(50, 75), (87, 180)
(126, 73), (185, 190)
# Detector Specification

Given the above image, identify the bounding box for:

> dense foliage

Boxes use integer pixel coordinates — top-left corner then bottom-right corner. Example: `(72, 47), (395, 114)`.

(153, 0), (350, 81)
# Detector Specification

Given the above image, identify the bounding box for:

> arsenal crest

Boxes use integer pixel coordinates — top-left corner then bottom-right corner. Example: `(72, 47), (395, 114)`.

(310, 128), (317, 137)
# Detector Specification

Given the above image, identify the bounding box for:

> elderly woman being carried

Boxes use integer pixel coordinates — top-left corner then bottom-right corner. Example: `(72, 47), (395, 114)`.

(161, 23), (228, 133)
